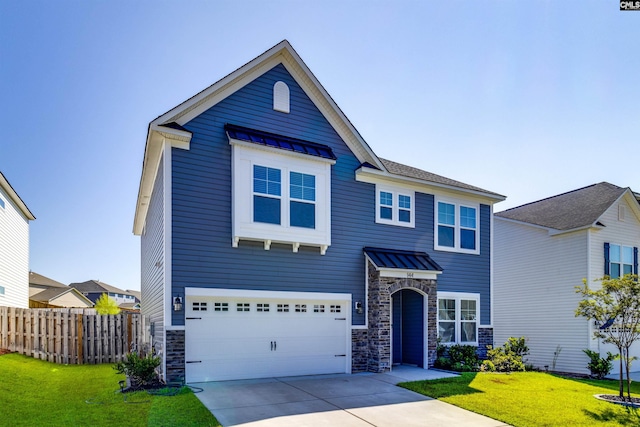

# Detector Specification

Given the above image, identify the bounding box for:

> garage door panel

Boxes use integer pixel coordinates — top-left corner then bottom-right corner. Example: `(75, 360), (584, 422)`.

(185, 294), (349, 383)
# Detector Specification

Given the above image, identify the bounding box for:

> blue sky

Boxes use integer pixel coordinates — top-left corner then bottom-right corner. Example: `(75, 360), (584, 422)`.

(1, 1), (638, 291)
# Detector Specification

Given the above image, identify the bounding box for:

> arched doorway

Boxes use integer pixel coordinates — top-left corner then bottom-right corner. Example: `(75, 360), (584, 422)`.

(391, 289), (426, 367)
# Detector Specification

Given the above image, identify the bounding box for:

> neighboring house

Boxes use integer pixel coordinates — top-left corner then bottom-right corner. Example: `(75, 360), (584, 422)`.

(69, 280), (138, 307)
(494, 182), (640, 374)
(29, 271), (94, 308)
(133, 40), (505, 383)
(0, 172), (35, 309)
(126, 289), (141, 303)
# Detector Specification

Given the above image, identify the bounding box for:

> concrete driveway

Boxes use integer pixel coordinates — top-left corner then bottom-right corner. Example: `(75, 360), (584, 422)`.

(194, 367), (509, 426)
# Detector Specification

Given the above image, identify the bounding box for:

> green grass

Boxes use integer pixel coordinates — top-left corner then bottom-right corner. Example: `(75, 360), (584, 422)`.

(400, 372), (640, 427)
(0, 353), (220, 427)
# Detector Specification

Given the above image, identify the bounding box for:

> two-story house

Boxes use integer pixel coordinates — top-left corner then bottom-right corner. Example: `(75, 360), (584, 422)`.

(133, 41), (505, 383)
(0, 171), (35, 309)
(69, 279), (138, 307)
(494, 182), (640, 374)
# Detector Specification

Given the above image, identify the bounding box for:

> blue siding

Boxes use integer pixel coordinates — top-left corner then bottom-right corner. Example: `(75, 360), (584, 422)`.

(171, 63), (492, 326)
(141, 154), (165, 348)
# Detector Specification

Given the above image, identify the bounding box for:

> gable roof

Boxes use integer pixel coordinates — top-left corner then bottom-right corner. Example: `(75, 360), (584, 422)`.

(495, 182), (632, 231)
(29, 271), (67, 288)
(134, 40), (383, 235)
(133, 41), (506, 234)
(0, 171), (35, 220)
(69, 280), (131, 296)
(30, 287), (94, 306)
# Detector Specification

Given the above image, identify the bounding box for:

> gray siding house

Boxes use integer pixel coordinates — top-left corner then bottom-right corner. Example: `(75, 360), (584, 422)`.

(133, 41), (505, 383)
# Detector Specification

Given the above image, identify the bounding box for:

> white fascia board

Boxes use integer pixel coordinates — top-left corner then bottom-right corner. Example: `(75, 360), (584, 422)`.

(619, 189), (640, 224)
(229, 138), (336, 165)
(0, 173), (35, 220)
(185, 287), (351, 302)
(133, 128), (192, 235)
(150, 41), (382, 169)
(495, 215), (596, 236)
(355, 167), (505, 204)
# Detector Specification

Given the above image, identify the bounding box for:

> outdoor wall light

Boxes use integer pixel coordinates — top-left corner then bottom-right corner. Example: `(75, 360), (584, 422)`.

(355, 301), (363, 314)
(173, 296), (183, 312)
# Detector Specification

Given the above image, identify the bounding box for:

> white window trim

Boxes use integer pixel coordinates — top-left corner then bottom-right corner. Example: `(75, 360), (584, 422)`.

(437, 291), (480, 346)
(273, 81), (290, 113)
(231, 141), (332, 254)
(375, 185), (415, 228)
(434, 197), (480, 255)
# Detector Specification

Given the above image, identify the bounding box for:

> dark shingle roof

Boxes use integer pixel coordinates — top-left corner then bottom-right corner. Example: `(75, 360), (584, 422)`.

(225, 124), (336, 160)
(29, 272), (67, 288)
(495, 182), (628, 231)
(364, 247), (443, 272)
(69, 280), (130, 295)
(379, 158), (504, 198)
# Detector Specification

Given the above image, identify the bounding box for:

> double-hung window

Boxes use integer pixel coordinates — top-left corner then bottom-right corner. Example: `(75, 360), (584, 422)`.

(435, 199), (479, 254)
(605, 243), (638, 278)
(289, 172), (315, 228)
(253, 166), (316, 229)
(375, 186), (414, 227)
(253, 165), (282, 225)
(437, 292), (479, 345)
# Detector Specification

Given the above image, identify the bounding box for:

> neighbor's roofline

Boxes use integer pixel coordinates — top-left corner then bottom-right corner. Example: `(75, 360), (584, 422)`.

(0, 172), (35, 220)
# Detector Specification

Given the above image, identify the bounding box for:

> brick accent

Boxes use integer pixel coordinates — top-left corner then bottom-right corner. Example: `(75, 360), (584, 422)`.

(360, 260), (438, 372)
(165, 330), (185, 384)
(478, 327), (493, 359)
(351, 329), (369, 372)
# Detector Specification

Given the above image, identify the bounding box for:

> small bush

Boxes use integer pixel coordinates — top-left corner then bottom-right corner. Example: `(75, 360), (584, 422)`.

(583, 349), (616, 379)
(434, 343), (480, 372)
(114, 351), (161, 389)
(482, 337), (529, 372)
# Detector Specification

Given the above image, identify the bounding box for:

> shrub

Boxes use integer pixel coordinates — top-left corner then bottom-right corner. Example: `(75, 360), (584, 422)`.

(583, 349), (616, 379)
(434, 343), (480, 372)
(114, 351), (161, 389)
(482, 337), (529, 373)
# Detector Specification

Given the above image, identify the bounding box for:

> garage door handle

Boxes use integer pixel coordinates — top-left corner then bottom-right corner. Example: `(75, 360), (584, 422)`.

(335, 318), (346, 320)
(335, 354), (346, 357)
(186, 317), (201, 320)
(186, 360), (202, 363)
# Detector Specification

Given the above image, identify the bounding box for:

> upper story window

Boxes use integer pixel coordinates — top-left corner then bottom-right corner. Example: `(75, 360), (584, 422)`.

(273, 81), (290, 113)
(438, 292), (479, 345)
(0, 197), (5, 209)
(605, 242), (637, 278)
(0, 285), (5, 296)
(229, 125), (335, 255)
(375, 186), (414, 228)
(435, 199), (479, 254)
(252, 166), (317, 229)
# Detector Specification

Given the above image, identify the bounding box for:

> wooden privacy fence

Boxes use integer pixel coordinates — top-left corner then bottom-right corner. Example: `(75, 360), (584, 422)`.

(0, 307), (144, 365)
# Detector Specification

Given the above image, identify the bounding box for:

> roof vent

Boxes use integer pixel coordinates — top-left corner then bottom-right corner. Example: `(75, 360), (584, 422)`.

(273, 81), (290, 113)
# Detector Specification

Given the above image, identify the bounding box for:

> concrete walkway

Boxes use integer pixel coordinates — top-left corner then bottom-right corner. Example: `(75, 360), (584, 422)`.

(194, 366), (510, 426)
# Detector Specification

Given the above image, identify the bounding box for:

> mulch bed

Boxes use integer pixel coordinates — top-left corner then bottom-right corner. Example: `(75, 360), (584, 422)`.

(0, 349), (12, 356)
(595, 394), (640, 408)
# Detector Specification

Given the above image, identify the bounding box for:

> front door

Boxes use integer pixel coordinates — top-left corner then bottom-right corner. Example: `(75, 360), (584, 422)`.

(392, 289), (424, 367)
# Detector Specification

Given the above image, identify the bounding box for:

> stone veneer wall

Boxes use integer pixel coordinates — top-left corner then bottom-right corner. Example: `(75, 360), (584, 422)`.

(165, 330), (185, 384)
(354, 260), (438, 373)
(478, 327), (494, 359)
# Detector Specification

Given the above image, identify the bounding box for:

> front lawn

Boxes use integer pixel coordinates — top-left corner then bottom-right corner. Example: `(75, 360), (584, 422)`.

(0, 353), (220, 427)
(400, 372), (640, 427)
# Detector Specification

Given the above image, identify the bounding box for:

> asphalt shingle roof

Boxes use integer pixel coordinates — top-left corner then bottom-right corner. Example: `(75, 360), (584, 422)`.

(379, 158), (504, 198)
(29, 272), (67, 288)
(69, 280), (131, 295)
(495, 182), (628, 231)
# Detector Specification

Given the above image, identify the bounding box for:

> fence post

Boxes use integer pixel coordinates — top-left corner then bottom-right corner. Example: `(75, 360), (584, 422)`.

(0, 307), (6, 349)
(77, 314), (83, 364)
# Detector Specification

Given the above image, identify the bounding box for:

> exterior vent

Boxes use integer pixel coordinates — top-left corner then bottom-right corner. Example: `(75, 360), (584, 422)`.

(619, 205), (626, 221)
(273, 81), (290, 113)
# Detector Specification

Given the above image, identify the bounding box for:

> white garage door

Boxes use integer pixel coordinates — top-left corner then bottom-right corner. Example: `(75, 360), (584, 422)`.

(185, 289), (351, 383)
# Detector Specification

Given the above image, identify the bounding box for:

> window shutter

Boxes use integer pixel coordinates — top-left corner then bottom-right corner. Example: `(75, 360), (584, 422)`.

(604, 242), (610, 276)
(634, 247), (638, 275)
